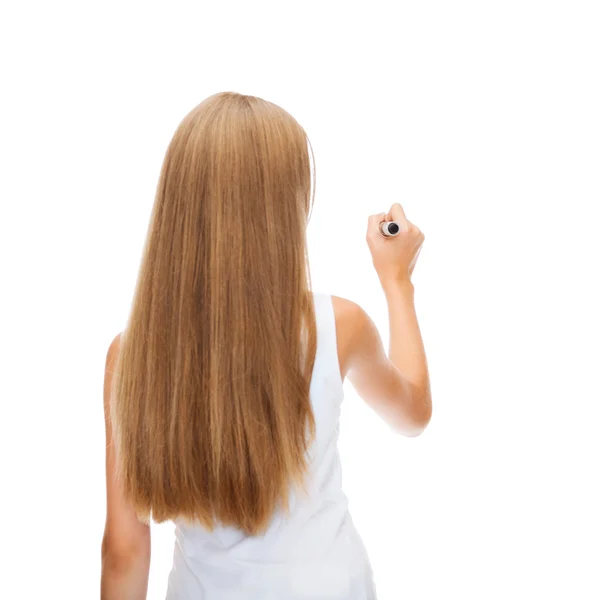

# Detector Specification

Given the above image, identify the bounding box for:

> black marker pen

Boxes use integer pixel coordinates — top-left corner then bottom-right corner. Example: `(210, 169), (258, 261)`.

(380, 221), (401, 237)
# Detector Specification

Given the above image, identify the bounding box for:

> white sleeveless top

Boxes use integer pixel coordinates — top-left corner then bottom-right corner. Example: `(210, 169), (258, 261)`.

(165, 292), (377, 600)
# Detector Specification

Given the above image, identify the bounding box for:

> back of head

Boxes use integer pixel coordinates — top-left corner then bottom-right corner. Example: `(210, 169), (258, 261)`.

(110, 91), (318, 535)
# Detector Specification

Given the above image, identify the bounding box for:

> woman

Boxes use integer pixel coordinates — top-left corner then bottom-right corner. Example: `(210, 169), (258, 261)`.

(101, 91), (431, 600)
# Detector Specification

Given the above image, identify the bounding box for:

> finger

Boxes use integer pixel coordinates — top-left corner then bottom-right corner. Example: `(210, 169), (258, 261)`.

(387, 203), (409, 231)
(367, 212), (387, 238)
(368, 212), (387, 227)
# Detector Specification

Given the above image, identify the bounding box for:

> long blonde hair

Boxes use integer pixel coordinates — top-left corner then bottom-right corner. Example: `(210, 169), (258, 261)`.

(110, 92), (317, 535)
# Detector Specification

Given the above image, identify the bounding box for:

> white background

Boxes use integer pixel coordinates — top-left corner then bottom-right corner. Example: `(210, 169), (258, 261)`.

(1, 1), (599, 598)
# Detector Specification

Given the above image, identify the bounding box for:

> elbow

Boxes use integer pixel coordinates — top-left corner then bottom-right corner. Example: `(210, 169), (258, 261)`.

(407, 410), (432, 437)
(101, 537), (127, 573)
(411, 392), (432, 436)
(101, 534), (149, 573)
(393, 389), (432, 437)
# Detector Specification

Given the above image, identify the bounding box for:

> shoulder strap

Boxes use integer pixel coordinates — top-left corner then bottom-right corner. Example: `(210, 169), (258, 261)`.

(313, 292), (344, 396)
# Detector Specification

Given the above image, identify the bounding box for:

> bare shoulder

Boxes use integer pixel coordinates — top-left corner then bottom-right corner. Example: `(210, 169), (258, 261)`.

(331, 295), (370, 336)
(331, 295), (363, 319)
(330, 295), (367, 379)
(105, 332), (123, 374)
(103, 333), (123, 412)
(107, 332), (122, 358)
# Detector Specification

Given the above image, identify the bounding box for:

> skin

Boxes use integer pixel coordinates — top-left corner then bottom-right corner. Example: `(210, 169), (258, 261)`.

(334, 202), (432, 436)
(100, 202), (431, 597)
(101, 333), (150, 600)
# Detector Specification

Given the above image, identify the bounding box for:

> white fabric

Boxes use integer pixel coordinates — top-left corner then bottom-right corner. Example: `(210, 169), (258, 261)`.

(165, 292), (377, 599)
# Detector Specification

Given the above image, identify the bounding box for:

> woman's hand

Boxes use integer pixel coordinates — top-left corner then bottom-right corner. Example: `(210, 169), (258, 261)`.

(366, 203), (425, 287)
